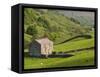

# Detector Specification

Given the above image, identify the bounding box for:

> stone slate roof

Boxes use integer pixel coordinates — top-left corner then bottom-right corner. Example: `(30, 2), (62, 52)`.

(35, 38), (53, 45)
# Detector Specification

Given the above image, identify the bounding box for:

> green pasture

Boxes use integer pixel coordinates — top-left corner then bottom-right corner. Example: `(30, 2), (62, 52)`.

(24, 49), (94, 69)
(24, 36), (95, 69)
(54, 38), (94, 52)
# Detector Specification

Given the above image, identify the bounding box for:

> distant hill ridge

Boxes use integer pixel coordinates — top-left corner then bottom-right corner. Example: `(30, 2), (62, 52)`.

(57, 11), (94, 27)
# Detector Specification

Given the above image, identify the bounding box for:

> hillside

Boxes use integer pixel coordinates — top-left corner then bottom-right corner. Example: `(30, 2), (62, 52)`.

(24, 8), (92, 49)
(58, 10), (94, 27)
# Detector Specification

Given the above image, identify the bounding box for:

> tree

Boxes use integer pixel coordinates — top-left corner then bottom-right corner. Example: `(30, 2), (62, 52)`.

(26, 26), (37, 39)
(50, 32), (57, 41)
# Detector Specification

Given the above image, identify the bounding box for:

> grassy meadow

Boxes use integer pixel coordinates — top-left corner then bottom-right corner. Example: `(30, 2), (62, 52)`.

(24, 8), (95, 69)
(24, 49), (94, 69)
(24, 33), (95, 69)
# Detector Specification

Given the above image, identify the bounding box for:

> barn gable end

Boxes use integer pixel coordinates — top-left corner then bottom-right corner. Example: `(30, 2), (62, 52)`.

(29, 38), (53, 57)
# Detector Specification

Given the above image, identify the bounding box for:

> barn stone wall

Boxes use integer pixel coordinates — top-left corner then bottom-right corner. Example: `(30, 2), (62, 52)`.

(29, 41), (41, 57)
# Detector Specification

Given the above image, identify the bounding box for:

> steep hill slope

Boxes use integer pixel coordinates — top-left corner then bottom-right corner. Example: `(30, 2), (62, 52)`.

(24, 8), (92, 49)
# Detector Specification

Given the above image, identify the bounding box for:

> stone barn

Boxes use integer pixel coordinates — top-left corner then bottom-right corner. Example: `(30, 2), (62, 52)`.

(29, 38), (53, 57)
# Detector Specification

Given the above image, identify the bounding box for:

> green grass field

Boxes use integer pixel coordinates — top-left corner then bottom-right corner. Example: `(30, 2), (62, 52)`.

(54, 38), (94, 52)
(24, 49), (94, 69)
(24, 36), (95, 69)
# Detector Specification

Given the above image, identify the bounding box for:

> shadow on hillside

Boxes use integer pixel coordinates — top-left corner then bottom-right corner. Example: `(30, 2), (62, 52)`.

(24, 52), (73, 58)
(48, 53), (73, 58)
(24, 52), (30, 57)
